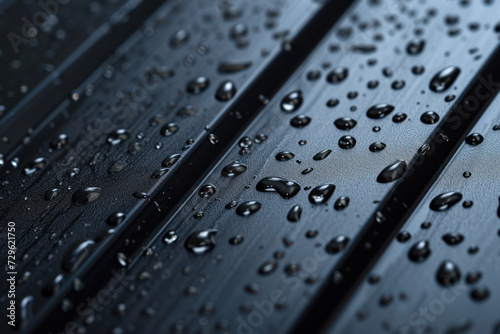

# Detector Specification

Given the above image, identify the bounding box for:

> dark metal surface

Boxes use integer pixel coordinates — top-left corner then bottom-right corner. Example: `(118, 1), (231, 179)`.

(1, 0), (500, 333)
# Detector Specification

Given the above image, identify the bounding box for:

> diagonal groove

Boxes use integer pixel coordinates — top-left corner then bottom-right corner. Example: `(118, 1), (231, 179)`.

(291, 44), (500, 334)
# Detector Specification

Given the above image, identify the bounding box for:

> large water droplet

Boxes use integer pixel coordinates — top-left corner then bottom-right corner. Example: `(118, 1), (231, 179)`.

(408, 240), (431, 262)
(185, 230), (217, 254)
(215, 80), (237, 101)
(281, 90), (303, 113)
(429, 66), (461, 92)
(309, 184), (335, 204)
(276, 152), (294, 161)
(290, 115), (311, 128)
(236, 201), (261, 216)
(376, 160), (406, 183)
(313, 149), (332, 161)
(256, 177), (300, 199)
(437, 260), (461, 286)
(338, 135), (356, 149)
(430, 192), (462, 211)
(221, 161), (247, 177)
(334, 117), (357, 130)
(366, 104), (395, 119)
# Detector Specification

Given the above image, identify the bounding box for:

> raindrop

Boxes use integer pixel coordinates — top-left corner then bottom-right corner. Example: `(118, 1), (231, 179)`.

(162, 154), (181, 167)
(215, 80), (237, 101)
(186, 76), (210, 94)
(326, 67), (348, 83)
(290, 115), (311, 128)
(313, 149), (332, 161)
(406, 38), (425, 55)
(334, 196), (350, 210)
(281, 90), (303, 113)
(199, 184), (216, 198)
(366, 104), (395, 119)
(309, 184), (335, 204)
(465, 133), (484, 145)
(107, 129), (130, 145)
(218, 60), (252, 73)
(185, 230), (217, 254)
(338, 135), (356, 149)
(256, 177), (300, 199)
(408, 240), (431, 262)
(160, 123), (179, 136)
(377, 160), (406, 183)
(221, 161), (247, 177)
(276, 152), (294, 161)
(430, 192), (462, 211)
(369, 142), (386, 152)
(442, 233), (464, 245)
(325, 235), (350, 254)
(429, 66), (461, 92)
(287, 205), (302, 222)
(334, 117), (357, 130)
(420, 111), (440, 124)
(72, 187), (102, 205)
(437, 260), (461, 286)
(107, 212), (125, 226)
(236, 201), (261, 216)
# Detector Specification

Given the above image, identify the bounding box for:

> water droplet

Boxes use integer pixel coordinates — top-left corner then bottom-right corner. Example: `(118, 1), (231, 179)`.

(63, 240), (95, 272)
(199, 184), (216, 198)
(470, 286), (490, 301)
(334, 196), (350, 210)
(256, 177), (301, 199)
(215, 80), (237, 101)
(23, 157), (47, 176)
(465, 133), (484, 145)
(163, 231), (178, 244)
(44, 188), (60, 201)
(151, 167), (169, 179)
(162, 154), (181, 167)
(366, 104), (395, 119)
(50, 134), (69, 149)
(430, 192), (462, 211)
(325, 235), (350, 254)
(377, 160), (406, 183)
(338, 135), (356, 149)
(221, 161), (247, 177)
(313, 149), (332, 161)
(369, 142), (386, 152)
(290, 115), (311, 128)
(406, 38), (425, 55)
(326, 67), (348, 83)
(442, 233), (464, 245)
(408, 240), (431, 262)
(236, 201), (261, 216)
(276, 152), (294, 161)
(107, 129), (130, 145)
(258, 261), (278, 275)
(420, 111), (440, 124)
(176, 106), (196, 117)
(429, 66), (461, 92)
(72, 187), (102, 205)
(437, 260), (461, 286)
(309, 184), (335, 204)
(281, 90), (303, 113)
(160, 123), (179, 136)
(107, 212), (125, 226)
(170, 29), (189, 48)
(287, 205), (302, 222)
(187, 76), (210, 94)
(218, 60), (252, 73)
(185, 230), (217, 254)
(334, 117), (357, 130)
(392, 113), (407, 123)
